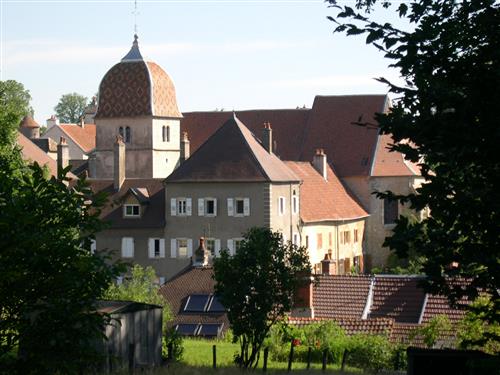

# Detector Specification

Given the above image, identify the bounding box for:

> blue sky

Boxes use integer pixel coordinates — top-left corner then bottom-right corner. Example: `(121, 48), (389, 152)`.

(1, 0), (406, 124)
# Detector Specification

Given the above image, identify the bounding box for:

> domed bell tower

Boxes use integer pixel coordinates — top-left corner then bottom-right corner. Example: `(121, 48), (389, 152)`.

(93, 35), (183, 180)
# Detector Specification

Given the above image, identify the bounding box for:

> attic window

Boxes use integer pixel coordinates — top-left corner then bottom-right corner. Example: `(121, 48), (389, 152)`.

(124, 204), (140, 217)
(183, 294), (225, 313)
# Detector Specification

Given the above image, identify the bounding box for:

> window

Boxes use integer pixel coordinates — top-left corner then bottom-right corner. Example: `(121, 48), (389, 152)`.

(305, 235), (309, 248)
(293, 233), (299, 246)
(159, 277), (165, 285)
(340, 231), (351, 245)
(162, 125), (170, 142)
(198, 198), (217, 216)
(354, 229), (359, 243)
(198, 324), (223, 337)
(124, 204), (140, 217)
(119, 126), (124, 138)
(207, 296), (225, 312)
(317, 233), (323, 250)
(228, 198), (250, 216)
(384, 197), (398, 225)
(278, 196), (286, 216)
(177, 239), (188, 258)
(170, 198), (192, 216)
(175, 323), (224, 338)
(176, 324), (199, 336)
(205, 238), (216, 256)
(235, 239), (244, 252)
(125, 126), (131, 143)
(227, 238), (244, 255)
(121, 237), (134, 258)
(148, 238), (165, 258)
(170, 238), (192, 258)
(292, 191), (299, 215)
(184, 295), (211, 312)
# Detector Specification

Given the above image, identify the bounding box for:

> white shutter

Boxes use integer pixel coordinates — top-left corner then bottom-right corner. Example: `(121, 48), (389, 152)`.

(122, 237), (133, 258)
(90, 239), (96, 254)
(227, 239), (234, 256)
(244, 198), (250, 216)
(213, 199), (218, 216)
(170, 239), (177, 258)
(130, 238), (135, 257)
(187, 239), (193, 257)
(117, 276), (123, 285)
(159, 239), (165, 258)
(215, 239), (221, 257)
(186, 198), (192, 216)
(148, 238), (154, 258)
(282, 233), (287, 244)
(170, 198), (177, 216)
(198, 198), (205, 216)
(227, 198), (234, 216)
(159, 277), (165, 285)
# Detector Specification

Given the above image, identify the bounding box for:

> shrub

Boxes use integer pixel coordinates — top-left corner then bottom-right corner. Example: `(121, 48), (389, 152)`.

(163, 327), (184, 361)
(347, 334), (393, 374)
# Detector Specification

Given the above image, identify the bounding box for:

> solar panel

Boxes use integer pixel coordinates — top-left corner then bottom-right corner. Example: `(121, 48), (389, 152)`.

(207, 296), (225, 312)
(198, 324), (223, 337)
(175, 324), (199, 336)
(184, 294), (210, 312)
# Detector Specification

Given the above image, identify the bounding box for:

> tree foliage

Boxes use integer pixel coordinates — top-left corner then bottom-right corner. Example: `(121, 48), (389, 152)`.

(213, 227), (311, 369)
(54, 92), (88, 123)
(327, 0), (500, 330)
(104, 264), (172, 328)
(0, 80), (33, 147)
(0, 90), (123, 372)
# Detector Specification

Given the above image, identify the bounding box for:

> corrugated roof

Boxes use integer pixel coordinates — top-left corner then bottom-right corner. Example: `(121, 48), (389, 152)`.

(166, 115), (299, 183)
(285, 161), (368, 222)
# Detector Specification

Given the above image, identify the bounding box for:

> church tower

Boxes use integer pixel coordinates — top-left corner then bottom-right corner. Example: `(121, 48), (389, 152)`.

(93, 35), (182, 179)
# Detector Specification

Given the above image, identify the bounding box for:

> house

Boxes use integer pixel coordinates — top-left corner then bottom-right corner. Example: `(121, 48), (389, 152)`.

(164, 115), (301, 264)
(19, 115), (57, 159)
(42, 121), (96, 161)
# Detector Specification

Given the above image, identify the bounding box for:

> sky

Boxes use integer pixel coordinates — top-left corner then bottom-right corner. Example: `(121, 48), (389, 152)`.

(1, 0), (407, 124)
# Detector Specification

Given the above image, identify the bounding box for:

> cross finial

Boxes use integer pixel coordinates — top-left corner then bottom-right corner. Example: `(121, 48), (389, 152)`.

(133, 0), (139, 35)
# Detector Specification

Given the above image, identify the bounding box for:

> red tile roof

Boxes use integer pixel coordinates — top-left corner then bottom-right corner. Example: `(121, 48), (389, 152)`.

(284, 161), (368, 222)
(17, 132), (77, 179)
(312, 275), (371, 319)
(58, 124), (96, 153)
(371, 133), (420, 176)
(19, 115), (39, 128)
(166, 116), (299, 183)
(288, 316), (394, 337)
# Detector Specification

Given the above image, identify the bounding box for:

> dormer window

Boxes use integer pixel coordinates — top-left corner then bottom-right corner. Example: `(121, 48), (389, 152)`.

(124, 204), (140, 217)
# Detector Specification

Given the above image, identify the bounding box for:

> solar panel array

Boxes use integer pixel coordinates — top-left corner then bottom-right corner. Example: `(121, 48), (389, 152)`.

(183, 294), (225, 313)
(175, 323), (223, 337)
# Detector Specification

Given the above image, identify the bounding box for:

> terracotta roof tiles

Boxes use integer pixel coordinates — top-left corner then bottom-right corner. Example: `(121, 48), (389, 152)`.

(58, 124), (96, 153)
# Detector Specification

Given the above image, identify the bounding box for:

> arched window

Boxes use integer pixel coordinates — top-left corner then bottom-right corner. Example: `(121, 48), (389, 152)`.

(125, 126), (131, 143)
(166, 126), (170, 142)
(119, 126), (124, 139)
(162, 125), (168, 142)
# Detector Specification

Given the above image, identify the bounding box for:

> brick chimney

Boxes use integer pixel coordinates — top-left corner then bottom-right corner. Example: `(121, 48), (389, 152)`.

(313, 148), (327, 181)
(180, 131), (190, 163)
(192, 237), (209, 267)
(291, 274), (315, 318)
(114, 135), (125, 191)
(262, 122), (273, 154)
(57, 137), (69, 177)
(321, 251), (336, 275)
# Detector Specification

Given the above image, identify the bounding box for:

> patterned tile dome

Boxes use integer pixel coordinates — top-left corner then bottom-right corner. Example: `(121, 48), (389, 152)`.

(95, 35), (182, 119)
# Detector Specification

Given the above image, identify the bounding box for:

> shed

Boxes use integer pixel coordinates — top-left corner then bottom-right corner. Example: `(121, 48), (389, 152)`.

(97, 300), (163, 369)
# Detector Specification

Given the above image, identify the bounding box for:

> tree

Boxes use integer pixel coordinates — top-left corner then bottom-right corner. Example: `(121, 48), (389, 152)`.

(54, 92), (88, 123)
(0, 92), (123, 371)
(104, 264), (172, 328)
(0, 80), (33, 147)
(213, 227), (311, 369)
(327, 0), (500, 332)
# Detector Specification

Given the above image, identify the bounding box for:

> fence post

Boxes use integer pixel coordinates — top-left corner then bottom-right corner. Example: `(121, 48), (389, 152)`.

(306, 347), (312, 370)
(322, 349), (327, 372)
(263, 347), (269, 372)
(213, 344), (217, 369)
(287, 339), (294, 373)
(341, 349), (349, 372)
(128, 343), (135, 374)
(168, 342), (173, 361)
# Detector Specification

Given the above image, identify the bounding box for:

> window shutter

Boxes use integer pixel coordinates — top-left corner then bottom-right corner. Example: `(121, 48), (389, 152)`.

(121, 238), (126, 257)
(244, 198), (250, 216)
(187, 239), (193, 257)
(213, 199), (218, 216)
(227, 239), (234, 256)
(160, 239), (165, 258)
(159, 277), (165, 285)
(90, 239), (96, 254)
(117, 276), (123, 285)
(170, 239), (177, 258)
(170, 198), (177, 216)
(227, 198), (234, 216)
(215, 239), (221, 257)
(130, 238), (134, 257)
(198, 198), (205, 216)
(186, 198), (192, 216)
(282, 233), (287, 244)
(148, 238), (154, 258)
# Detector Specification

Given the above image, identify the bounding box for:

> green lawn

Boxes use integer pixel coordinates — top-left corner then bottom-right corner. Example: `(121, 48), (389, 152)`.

(171, 338), (363, 374)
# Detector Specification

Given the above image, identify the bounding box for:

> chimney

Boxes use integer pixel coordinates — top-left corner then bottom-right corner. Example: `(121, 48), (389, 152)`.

(313, 148), (327, 181)
(192, 237), (209, 267)
(321, 251), (336, 275)
(291, 274), (315, 318)
(78, 117), (85, 128)
(262, 122), (273, 153)
(57, 137), (69, 177)
(180, 131), (190, 163)
(46, 115), (59, 129)
(114, 135), (125, 190)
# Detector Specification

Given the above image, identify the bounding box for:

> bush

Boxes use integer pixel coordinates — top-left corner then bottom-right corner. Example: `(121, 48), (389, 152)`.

(163, 327), (184, 361)
(347, 334), (393, 374)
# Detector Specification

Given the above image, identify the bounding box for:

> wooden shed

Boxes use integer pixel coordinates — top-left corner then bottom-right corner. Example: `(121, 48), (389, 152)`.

(97, 300), (163, 369)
